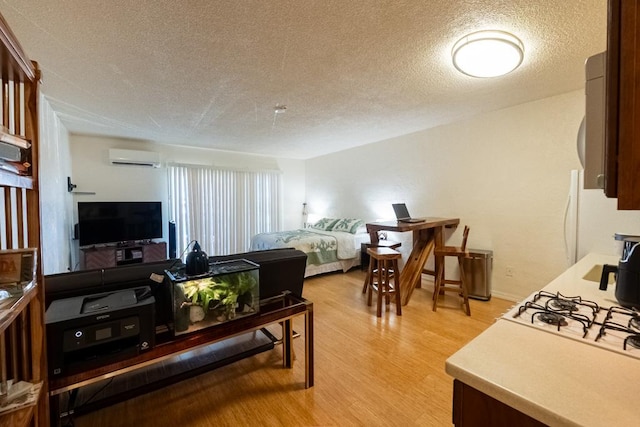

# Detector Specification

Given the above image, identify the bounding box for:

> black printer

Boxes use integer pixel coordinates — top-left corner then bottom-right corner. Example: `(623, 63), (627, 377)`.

(46, 286), (155, 377)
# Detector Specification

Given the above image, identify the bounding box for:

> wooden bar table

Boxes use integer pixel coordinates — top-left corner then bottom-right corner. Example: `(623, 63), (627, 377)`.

(366, 217), (460, 305)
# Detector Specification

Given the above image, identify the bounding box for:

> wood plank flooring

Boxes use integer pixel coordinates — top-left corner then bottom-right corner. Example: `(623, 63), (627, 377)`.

(72, 269), (514, 427)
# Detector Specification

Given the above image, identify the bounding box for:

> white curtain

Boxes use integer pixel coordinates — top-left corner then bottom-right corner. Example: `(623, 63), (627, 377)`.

(167, 164), (282, 257)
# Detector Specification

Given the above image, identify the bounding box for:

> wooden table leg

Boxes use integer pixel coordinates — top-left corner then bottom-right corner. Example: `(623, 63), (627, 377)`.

(368, 230), (379, 245)
(399, 228), (436, 305)
(305, 307), (314, 388)
(283, 318), (293, 368)
(50, 393), (61, 427)
(433, 225), (445, 296)
(413, 229), (422, 289)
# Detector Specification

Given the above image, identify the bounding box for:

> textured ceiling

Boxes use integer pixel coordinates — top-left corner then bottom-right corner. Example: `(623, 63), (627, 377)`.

(1, 0), (607, 159)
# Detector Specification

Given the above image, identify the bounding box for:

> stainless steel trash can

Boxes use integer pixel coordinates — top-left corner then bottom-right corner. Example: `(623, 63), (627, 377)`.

(462, 249), (493, 300)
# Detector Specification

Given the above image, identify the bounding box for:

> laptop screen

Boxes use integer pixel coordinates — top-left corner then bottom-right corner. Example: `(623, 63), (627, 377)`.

(392, 203), (411, 220)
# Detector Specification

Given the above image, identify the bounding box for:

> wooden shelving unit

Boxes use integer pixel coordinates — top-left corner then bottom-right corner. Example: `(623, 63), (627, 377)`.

(0, 10), (47, 427)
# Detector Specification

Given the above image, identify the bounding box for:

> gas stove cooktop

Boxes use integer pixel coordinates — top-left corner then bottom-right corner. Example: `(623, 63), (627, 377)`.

(503, 290), (640, 360)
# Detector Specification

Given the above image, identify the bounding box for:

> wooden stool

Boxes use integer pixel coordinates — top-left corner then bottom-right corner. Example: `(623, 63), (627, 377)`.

(432, 226), (471, 316)
(361, 240), (401, 293)
(365, 247), (402, 317)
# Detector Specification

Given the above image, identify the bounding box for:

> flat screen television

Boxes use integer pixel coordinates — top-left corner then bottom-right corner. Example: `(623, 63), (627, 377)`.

(78, 201), (162, 246)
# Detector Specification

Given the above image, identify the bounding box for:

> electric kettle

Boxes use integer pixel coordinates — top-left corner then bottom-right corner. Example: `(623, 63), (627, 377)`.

(600, 242), (640, 309)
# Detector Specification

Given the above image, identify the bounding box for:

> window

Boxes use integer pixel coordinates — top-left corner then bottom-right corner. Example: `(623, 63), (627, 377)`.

(168, 164), (282, 257)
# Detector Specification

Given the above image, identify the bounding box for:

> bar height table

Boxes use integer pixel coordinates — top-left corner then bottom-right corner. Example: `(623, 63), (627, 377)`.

(366, 217), (460, 305)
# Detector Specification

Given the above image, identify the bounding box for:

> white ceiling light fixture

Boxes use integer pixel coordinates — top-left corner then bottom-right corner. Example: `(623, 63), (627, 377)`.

(452, 30), (524, 78)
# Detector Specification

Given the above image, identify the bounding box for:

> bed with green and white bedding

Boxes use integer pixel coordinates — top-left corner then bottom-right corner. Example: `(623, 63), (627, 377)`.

(249, 218), (370, 277)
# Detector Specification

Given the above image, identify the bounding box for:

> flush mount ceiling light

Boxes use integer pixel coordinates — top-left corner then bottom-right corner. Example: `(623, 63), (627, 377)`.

(452, 30), (524, 78)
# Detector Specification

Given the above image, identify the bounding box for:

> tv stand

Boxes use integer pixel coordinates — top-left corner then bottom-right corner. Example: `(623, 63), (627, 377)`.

(80, 241), (167, 270)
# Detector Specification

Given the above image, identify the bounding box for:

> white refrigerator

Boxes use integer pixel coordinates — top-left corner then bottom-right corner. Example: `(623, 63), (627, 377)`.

(566, 169), (640, 265)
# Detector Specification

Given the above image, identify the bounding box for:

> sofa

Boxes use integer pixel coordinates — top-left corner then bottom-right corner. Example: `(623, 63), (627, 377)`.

(44, 247), (308, 328)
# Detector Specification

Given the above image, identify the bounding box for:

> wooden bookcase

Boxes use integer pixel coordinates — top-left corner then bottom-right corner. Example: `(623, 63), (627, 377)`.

(0, 11), (47, 427)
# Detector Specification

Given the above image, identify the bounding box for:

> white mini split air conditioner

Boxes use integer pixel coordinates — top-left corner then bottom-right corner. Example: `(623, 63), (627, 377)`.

(108, 149), (161, 168)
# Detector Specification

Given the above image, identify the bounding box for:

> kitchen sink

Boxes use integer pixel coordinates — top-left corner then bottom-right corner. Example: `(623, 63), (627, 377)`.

(582, 264), (614, 284)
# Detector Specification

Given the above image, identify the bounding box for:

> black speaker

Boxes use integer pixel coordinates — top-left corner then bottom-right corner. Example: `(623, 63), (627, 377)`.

(168, 220), (177, 259)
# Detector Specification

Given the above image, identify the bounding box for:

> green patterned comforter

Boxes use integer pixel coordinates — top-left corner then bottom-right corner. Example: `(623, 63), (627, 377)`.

(250, 229), (343, 266)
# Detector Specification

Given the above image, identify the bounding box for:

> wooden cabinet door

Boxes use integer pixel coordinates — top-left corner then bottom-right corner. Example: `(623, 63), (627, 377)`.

(452, 380), (547, 427)
(605, 0), (640, 209)
(142, 242), (167, 263)
(82, 247), (117, 269)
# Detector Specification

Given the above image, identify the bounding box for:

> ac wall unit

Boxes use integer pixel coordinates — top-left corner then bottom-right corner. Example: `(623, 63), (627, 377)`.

(108, 149), (161, 168)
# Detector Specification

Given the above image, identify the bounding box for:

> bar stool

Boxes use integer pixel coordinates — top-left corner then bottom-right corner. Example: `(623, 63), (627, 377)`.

(365, 247), (402, 317)
(361, 240), (401, 293)
(432, 226), (471, 316)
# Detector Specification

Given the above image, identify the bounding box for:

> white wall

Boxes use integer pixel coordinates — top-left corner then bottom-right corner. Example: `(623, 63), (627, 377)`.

(69, 135), (306, 266)
(577, 179), (640, 259)
(48, 89), (640, 292)
(39, 95), (72, 274)
(306, 90), (587, 301)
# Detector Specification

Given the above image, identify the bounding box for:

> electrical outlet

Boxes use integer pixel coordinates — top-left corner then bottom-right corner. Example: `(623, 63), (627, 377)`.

(506, 266), (514, 278)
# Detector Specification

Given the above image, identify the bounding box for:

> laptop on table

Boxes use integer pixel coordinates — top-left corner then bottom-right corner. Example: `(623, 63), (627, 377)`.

(392, 203), (425, 223)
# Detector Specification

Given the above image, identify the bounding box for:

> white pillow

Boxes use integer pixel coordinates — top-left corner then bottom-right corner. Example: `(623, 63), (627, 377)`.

(355, 224), (368, 234)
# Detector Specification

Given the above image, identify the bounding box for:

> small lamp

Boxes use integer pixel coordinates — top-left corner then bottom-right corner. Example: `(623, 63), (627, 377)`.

(185, 241), (209, 276)
(302, 203), (308, 227)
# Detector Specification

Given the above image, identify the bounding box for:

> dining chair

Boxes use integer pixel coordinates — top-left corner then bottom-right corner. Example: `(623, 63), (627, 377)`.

(432, 225), (471, 315)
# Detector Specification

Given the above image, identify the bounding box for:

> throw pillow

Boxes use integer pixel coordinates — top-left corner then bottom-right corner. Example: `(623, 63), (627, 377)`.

(310, 218), (339, 231)
(331, 218), (365, 234)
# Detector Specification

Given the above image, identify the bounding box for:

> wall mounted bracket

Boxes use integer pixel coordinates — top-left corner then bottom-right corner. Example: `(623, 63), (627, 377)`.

(67, 176), (96, 195)
(67, 176), (76, 192)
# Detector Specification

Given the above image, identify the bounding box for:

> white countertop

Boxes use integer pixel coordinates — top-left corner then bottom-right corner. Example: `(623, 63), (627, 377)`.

(446, 253), (640, 427)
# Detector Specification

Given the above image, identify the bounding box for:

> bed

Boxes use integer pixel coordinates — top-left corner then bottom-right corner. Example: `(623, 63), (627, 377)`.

(249, 218), (370, 277)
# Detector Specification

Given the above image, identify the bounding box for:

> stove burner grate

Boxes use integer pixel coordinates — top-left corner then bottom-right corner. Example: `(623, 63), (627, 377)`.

(624, 334), (640, 350)
(548, 298), (578, 312)
(511, 293), (640, 356)
(535, 312), (568, 327)
(532, 291), (600, 315)
(515, 301), (593, 337)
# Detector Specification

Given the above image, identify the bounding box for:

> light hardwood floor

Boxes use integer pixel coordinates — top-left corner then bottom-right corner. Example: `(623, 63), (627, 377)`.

(74, 269), (514, 427)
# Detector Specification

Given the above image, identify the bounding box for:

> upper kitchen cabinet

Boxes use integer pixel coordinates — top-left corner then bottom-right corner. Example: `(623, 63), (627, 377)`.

(605, 0), (640, 209)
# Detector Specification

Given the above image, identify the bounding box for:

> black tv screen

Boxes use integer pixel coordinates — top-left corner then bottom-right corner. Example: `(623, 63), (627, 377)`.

(78, 201), (162, 246)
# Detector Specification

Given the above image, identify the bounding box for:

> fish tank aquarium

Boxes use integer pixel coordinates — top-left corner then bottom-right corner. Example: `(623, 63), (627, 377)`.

(166, 259), (260, 336)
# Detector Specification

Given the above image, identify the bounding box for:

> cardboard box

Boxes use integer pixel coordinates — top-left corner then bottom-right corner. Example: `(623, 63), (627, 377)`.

(0, 248), (37, 290)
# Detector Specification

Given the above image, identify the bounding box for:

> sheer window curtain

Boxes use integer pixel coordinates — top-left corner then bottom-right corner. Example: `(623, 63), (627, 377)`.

(168, 164), (282, 257)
